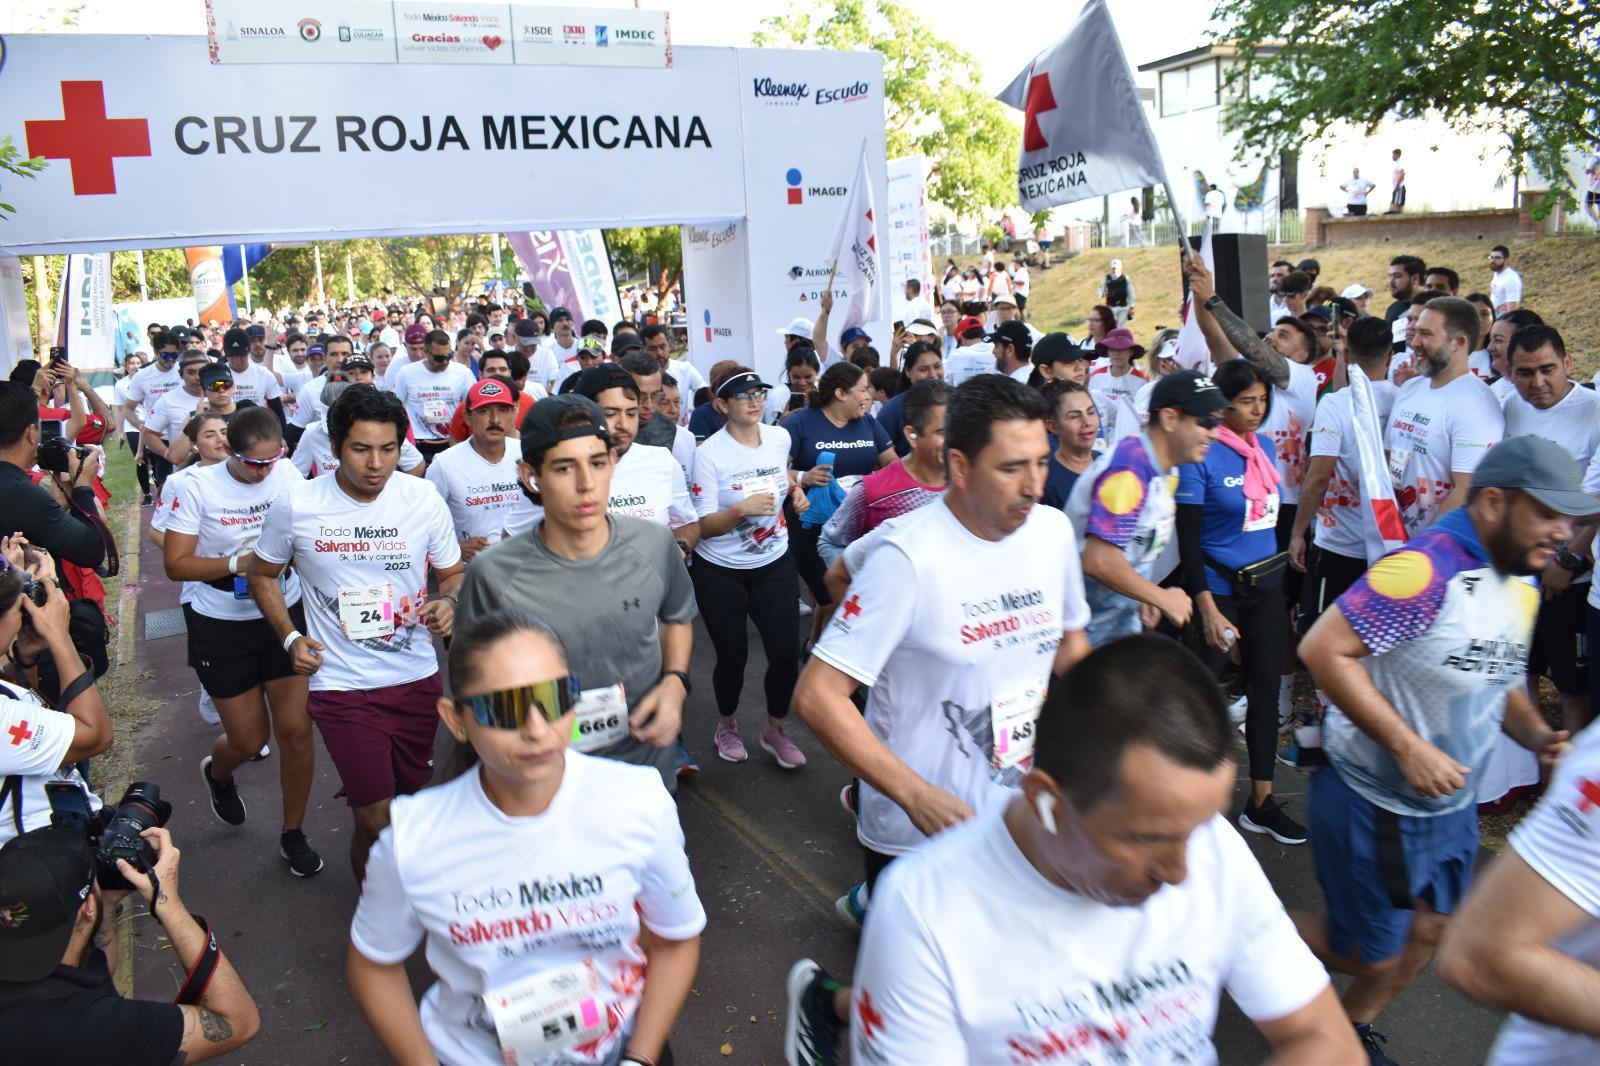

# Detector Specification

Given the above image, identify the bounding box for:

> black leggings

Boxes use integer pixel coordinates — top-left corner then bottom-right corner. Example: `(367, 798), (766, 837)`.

(692, 552), (800, 719)
(123, 431), (150, 495)
(1196, 582), (1286, 783)
(789, 521), (832, 606)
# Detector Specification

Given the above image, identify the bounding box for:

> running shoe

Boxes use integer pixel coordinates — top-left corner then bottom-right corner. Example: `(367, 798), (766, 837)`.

(674, 739), (700, 779)
(1226, 692), (1248, 724)
(250, 744), (271, 762)
(784, 958), (844, 1066)
(834, 881), (869, 928)
(798, 600), (814, 616)
(1355, 1023), (1398, 1066)
(200, 756), (246, 826)
(197, 689), (220, 726)
(279, 828), (324, 878)
(1239, 795), (1308, 845)
(760, 724), (807, 769)
(141, 492), (154, 507)
(714, 719), (748, 763)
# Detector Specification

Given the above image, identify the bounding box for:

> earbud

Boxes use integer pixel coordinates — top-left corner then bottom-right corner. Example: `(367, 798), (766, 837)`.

(1035, 792), (1059, 836)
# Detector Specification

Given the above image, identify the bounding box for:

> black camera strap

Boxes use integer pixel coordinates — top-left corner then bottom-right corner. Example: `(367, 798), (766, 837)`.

(144, 866), (221, 1007)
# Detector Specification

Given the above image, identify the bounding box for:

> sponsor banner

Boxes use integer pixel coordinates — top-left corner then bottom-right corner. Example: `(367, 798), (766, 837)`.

(186, 246), (236, 325)
(207, 1), (670, 67)
(394, 2), (512, 65)
(48, 254), (117, 367)
(0, 36), (743, 251)
(504, 230), (619, 327)
(205, 0), (399, 64)
(680, 219), (752, 368)
(885, 155), (932, 317)
(0, 256), (34, 375)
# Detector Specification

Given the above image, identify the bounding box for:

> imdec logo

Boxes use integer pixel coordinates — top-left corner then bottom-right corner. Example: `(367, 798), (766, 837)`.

(298, 18), (322, 42)
(786, 167), (803, 204)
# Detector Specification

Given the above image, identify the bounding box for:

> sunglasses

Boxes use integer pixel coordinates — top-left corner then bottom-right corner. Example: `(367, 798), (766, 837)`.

(232, 447), (285, 467)
(727, 390), (768, 403)
(205, 380), (233, 392)
(455, 676), (582, 730)
(1193, 414), (1221, 430)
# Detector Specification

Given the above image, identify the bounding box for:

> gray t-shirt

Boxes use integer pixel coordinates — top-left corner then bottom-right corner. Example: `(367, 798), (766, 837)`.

(457, 516), (698, 789)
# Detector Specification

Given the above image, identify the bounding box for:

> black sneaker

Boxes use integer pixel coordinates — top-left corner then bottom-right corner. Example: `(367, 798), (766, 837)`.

(141, 492), (154, 507)
(1239, 795), (1307, 845)
(279, 829), (324, 878)
(1355, 1023), (1398, 1065)
(784, 958), (843, 1066)
(200, 756), (246, 826)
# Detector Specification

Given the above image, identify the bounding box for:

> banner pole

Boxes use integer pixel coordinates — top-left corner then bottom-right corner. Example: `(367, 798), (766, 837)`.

(240, 245), (252, 316)
(1162, 178), (1192, 251)
(135, 249), (149, 303)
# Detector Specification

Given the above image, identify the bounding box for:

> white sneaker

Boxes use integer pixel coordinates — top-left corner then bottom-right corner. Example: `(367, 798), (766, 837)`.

(197, 689), (220, 725)
(1227, 693), (1249, 724)
(798, 600), (814, 616)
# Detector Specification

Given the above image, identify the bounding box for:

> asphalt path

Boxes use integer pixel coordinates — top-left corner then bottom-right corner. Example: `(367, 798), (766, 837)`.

(118, 521), (1506, 1064)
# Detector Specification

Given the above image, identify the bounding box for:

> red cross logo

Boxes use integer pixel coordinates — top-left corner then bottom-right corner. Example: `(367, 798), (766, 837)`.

(691, 483), (702, 497)
(856, 989), (885, 1041)
(842, 594), (862, 620)
(1023, 70), (1057, 153)
(1575, 777), (1600, 813)
(24, 81), (152, 196)
(7, 721), (33, 747)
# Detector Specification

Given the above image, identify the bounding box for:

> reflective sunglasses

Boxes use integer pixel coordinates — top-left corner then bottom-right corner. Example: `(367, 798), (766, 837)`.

(232, 447), (285, 467)
(455, 676), (582, 730)
(728, 389), (768, 403)
(205, 380), (234, 393)
(1193, 414), (1221, 430)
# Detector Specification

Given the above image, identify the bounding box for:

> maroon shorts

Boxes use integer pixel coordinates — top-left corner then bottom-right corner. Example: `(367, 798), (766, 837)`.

(307, 673), (442, 808)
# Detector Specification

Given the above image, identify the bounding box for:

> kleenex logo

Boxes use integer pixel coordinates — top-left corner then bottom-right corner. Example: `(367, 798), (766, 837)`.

(753, 77), (809, 103)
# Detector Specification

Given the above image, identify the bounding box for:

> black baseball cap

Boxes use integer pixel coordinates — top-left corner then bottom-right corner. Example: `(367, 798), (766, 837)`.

(1148, 370), (1229, 417)
(513, 318), (541, 341)
(519, 394), (611, 463)
(178, 350), (211, 371)
(549, 306), (573, 323)
(986, 320), (1033, 354)
(0, 825), (96, 981)
(222, 327), (249, 358)
(574, 363), (635, 401)
(1031, 332), (1083, 367)
(198, 362), (234, 390)
(716, 370), (773, 399)
(244, 323), (267, 340)
(338, 354), (374, 375)
(1474, 435), (1600, 516)
(611, 333), (644, 357)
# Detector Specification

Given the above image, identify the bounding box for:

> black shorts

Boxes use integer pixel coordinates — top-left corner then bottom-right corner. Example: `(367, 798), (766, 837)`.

(1390, 185), (1406, 208)
(1529, 580), (1589, 696)
(415, 438), (451, 463)
(1299, 544), (1369, 632)
(1014, 293), (1028, 313)
(185, 601), (306, 700)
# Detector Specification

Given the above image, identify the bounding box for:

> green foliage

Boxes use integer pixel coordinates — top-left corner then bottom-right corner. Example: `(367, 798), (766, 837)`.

(0, 137), (47, 218)
(753, 0), (1020, 218)
(607, 226), (683, 295)
(1212, 0), (1600, 214)
(108, 249), (190, 302)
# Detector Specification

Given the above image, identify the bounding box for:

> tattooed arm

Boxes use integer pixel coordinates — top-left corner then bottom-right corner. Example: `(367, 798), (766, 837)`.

(1182, 252), (1290, 387)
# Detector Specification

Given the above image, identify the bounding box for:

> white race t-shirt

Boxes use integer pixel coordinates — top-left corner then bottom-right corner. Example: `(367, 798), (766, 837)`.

(608, 444), (695, 529)
(281, 366), (314, 417)
(167, 460), (304, 620)
(227, 361), (283, 407)
(394, 360), (475, 443)
(1308, 379), (1398, 560)
(852, 804), (1330, 1064)
(546, 339), (584, 388)
(812, 499), (1090, 856)
(289, 420), (424, 479)
(124, 361), (182, 408)
(1504, 382), (1600, 584)
(1256, 358), (1319, 505)
(142, 388), (203, 441)
(0, 681), (102, 844)
(382, 354), (424, 394)
(150, 465), (204, 545)
(1385, 372), (1505, 535)
(1491, 267), (1524, 310)
(350, 753), (706, 1066)
(112, 377), (142, 434)
(691, 423), (793, 569)
(1487, 724), (1600, 1065)
(1087, 366), (1149, 442)
(1467, 349), (1494, 381)
(665, 359), (706, 414)
(424, 439), (532, 544)
(944, 346), (997, 389)
(253, 471), (461, 692)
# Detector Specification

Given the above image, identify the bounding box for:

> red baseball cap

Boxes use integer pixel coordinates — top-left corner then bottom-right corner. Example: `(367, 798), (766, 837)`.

(404, 324), (428, 344)
(956, 316), (986, 339)
(467, 378), (516, 410)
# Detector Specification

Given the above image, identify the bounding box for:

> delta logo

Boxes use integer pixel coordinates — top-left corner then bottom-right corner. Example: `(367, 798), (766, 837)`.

(785, 167), (845, 205)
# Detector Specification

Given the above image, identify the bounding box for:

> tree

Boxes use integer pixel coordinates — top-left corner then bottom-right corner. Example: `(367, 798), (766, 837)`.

(0, 138), (46, 219)
(753, 0), (1020, 219)
(1212, 0), (1600, 213)
(380, 235), (496, 304)
(108, 249), (191, 303)
(607, 227), (683, 298)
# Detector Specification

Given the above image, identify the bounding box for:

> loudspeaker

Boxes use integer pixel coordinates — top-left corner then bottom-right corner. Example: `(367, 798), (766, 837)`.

(1184, 233), (1270, 335)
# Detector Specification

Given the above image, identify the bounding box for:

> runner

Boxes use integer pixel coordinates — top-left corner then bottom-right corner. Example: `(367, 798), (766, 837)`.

(1040, 380), (1099, 510)
(942, 317), (994, 387)
(289, 379), (427, 480)
(285, 342), (333, 448)
(113, 353), (153, 505)
(873, 342), (943, 457)
(784, 375), (1091, 1064)
(691, 369), (812, 769)
(249, 384), (464, 879)
(458, 394), (698, 789)
(393, 329), (475, 463)
(1296, 434), (1587, 1062)
(1086, 328), (1147, 439)
(640, 322), (707, 407)
(764, 344), (822, 426)
(618, 350), (697, 487)
(444, 350), (539, 444)
(1069, 370), (1225, 645)
(544, 307), (585, 388)
(511, 317), (560, 394)
(123, 337), (186, 491)
(424, 379), (536, 565)
(220, 327), (284, 417)
(138, 351), (212, 481)
(166, 361), (244, 466)
(813, 635), (1357, 1064)
(162, 407), (322, 878)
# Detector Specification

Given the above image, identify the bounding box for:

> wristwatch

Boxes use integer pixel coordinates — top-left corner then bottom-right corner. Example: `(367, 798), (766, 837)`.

(1204, 295), (1224, 311)
(1555, 547), (1590, 574)
(663, 669), (692, 697)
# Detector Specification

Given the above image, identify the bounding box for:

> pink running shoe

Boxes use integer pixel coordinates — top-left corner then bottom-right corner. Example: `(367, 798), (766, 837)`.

(714, 719), (748, 763)
(760, 724), (807, 770)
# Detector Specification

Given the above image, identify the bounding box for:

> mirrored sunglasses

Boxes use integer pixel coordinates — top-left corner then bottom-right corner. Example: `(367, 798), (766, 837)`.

(232, 447), (285, 467)
(455, 676), (582, 730)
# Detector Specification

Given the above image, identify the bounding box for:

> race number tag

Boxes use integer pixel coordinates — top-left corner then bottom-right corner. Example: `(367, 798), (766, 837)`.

(423, 398), (450, 424)
(1386, 446), (1410, 487)
(572, 683), (628, 752)
(337, 582), (394, 640)
(485, 960), (608, 1061)
(1241, 490), (1280, 534)
(991, 678), (1046, 769)
(741, 473), (785, 502)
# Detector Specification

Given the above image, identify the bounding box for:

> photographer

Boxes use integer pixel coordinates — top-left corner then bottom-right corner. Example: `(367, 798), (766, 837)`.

(0, 823), (260, 1063)
(0, 381), (108, 578)
(1, 538), (111, 845)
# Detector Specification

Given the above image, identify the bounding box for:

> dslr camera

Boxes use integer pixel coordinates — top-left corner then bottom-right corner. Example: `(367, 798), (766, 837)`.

(36, 434), (91, 475)
(47, 781), (172, 892)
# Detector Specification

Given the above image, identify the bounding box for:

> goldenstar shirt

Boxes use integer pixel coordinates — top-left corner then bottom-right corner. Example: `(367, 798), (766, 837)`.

(166, 460), (304, 620)
(812, 499), (1089, 856)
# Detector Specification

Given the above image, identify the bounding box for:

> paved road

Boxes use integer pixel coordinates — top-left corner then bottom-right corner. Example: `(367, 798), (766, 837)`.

(119, 523), (1506, 1064)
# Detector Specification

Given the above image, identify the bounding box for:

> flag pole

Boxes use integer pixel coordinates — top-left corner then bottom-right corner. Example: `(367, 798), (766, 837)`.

(1162, 178), (1192, 253)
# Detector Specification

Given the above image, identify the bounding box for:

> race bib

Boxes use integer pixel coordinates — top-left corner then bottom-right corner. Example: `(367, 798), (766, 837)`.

(1241, 490), (1280, 534)
(571, 683), (628, 752)
(741, 473), (785, 501)
(423, 398), (449, 424)
(337, 582), (394, 640)
(485, 960), (608, 1061)
(992, 678), (1046, 770)
(1386, 446), (1410, 487)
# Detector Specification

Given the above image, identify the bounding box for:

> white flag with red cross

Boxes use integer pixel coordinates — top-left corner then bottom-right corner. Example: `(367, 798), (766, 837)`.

(823, 140), (881, 346)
